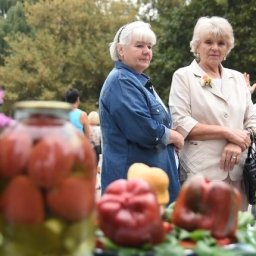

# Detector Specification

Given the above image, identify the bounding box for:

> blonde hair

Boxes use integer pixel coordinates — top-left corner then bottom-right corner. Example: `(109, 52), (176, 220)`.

(109, 21), (157, 61)
(190, 16), (234, 57)
(88, 111), (100, 125)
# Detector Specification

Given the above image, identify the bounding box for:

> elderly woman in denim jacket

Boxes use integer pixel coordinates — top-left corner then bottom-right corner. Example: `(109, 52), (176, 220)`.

(99, 21), (184, 203)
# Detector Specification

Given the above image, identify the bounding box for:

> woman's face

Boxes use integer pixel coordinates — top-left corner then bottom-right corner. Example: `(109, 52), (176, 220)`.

(118, 37), (153, 73)
(197, 33), (228, 67)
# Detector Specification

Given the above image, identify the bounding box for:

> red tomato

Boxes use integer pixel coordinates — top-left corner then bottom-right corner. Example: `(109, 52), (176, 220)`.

(46, 176), (95, 221)
(28, 137), (74, 188)
(72, 133), (97, 179)
(179, 240), (196, 249)
(163, 221), (173, 233)
(0, 132), (32, 178)
(2, 175), (44, 224)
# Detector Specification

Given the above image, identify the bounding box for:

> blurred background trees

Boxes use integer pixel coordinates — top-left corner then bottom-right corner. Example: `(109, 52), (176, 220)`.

(147, 0), (256, 103)
(0, 0), (256, 114)
(0, 0), (138, 112)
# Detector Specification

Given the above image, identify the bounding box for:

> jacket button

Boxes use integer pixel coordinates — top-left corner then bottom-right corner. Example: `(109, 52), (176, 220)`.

(155, 137), (159, 141)
(224, 113), (228, 118)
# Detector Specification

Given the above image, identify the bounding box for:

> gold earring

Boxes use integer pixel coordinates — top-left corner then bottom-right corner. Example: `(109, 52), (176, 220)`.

(195, 52), (200, 62)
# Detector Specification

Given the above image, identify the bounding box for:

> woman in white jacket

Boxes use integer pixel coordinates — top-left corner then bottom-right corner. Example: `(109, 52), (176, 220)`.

(169, 16), (256, 211)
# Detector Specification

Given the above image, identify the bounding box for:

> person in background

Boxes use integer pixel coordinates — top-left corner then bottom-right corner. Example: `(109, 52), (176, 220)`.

(65, 88), (90, 137)
(88, 110), (102, 198)
(0, 86), (14, 132)
(244, 72), (256, 95)
(169, 16), (256, 211)
(88, 111), (101, 164)
(99, 21), (184, 204)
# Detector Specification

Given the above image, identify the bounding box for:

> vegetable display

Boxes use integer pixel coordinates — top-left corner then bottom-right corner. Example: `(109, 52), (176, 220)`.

(96, 179), (165, 247)
(172, 175), (241, 239)
(96, 172), (256, 256)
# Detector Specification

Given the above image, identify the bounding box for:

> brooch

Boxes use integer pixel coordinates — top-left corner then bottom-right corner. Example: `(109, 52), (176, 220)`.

(200, 75), (212, 88)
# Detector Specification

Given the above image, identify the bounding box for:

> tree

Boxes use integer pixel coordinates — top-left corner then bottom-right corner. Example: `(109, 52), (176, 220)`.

(0, 0), (19, 16)
(225, 0), (256, 91)
(0, 0), (138, 111)
(0, 1), (32, 65)
(144, 0), (256, 103)
(2, 0), (256, 113)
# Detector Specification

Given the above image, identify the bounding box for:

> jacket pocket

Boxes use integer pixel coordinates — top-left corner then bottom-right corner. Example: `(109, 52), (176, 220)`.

(180, 140), (206, 175)
(149, 102), (165, 123)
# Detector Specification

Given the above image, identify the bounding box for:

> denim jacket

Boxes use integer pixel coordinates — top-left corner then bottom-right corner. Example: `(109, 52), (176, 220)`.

(99, 61), (180, 203)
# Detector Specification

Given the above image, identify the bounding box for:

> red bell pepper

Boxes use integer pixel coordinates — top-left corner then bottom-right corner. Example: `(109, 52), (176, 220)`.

(96, 179), (165, 247)
(172, 175), (241, 239)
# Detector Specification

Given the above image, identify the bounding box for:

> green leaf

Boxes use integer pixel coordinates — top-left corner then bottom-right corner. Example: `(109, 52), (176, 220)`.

(237, 211), (255, 230)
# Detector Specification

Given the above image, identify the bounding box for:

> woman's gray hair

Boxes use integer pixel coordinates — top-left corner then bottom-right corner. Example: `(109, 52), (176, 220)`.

(190, 16), (234, 58)
(109, 21), (157, 61)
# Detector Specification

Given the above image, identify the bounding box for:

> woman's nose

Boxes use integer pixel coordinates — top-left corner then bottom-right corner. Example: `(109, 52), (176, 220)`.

(211, 43), (218, 50)
(143, 46), (151, 54)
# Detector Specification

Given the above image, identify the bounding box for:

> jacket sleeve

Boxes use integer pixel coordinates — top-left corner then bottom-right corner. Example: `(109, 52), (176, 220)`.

(169, 67), (198, 138)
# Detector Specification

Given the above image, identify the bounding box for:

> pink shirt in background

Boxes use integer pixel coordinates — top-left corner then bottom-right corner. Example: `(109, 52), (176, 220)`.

(0, 113), (13, 128)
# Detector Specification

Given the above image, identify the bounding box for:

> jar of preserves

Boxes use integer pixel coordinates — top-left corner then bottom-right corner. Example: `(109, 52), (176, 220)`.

(0, 101), (97, 256)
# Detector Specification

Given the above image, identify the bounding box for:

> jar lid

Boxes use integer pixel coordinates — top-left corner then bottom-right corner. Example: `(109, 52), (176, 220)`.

(13, 101), (72, 120)
(14, 101), (72, 110)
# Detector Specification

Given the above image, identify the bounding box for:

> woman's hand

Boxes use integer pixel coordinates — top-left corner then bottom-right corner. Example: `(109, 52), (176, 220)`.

(170, 129), (184, 153)
(243, 72), (256, 94)
(226, 128), (251, 151)
(220, 143), (242, 171)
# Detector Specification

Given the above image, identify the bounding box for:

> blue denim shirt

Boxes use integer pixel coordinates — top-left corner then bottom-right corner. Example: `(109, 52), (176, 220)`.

(99, 61), (180, 203)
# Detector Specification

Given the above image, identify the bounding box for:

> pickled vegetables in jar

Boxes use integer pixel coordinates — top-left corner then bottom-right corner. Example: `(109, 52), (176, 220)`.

(0, 101), (97, 256)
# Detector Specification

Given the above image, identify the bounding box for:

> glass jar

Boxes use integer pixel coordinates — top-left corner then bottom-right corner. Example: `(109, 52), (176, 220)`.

(0, 101), (97, 256)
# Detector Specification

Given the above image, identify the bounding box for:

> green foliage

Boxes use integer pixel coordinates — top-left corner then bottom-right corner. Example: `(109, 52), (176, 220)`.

(0, 0), (138, 111)
(0, 0), (19, 16)
(0, 1), (32, 65)
(224, 0), (256, 101)
(4, 2), (31, 35)
(1, 0), (256, 111)
(143, 0), (256, 104)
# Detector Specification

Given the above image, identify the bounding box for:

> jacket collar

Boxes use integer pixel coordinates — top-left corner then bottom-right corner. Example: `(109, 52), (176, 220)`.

(115, 60), (150, 87)
(190, 59), (234, 102)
